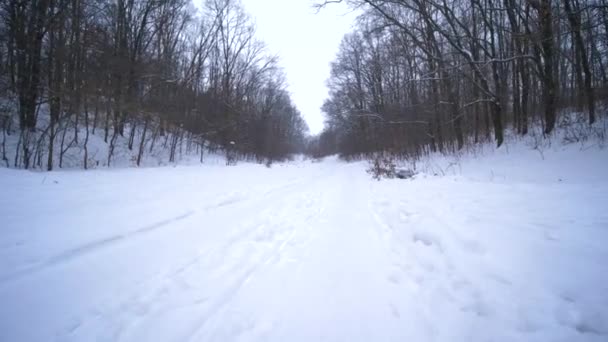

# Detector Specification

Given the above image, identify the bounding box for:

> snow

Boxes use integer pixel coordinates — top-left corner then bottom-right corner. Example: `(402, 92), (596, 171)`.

(1, 140), (608, 342)
(1, 97), (226, 169)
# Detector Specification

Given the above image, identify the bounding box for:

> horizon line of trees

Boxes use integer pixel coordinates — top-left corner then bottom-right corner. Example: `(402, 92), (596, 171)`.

(311, 0), (608, 159)
(1, 0), (308, 170)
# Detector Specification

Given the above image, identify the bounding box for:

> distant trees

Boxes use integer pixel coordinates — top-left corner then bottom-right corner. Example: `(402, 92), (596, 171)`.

(314, 0), (607, 159)
(0, 0), (307, 169)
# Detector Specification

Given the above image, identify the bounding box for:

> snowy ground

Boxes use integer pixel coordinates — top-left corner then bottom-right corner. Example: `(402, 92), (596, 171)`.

(1, 142), (607, 342)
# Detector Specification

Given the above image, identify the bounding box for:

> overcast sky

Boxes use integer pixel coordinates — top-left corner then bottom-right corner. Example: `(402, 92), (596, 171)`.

(240, 0), (357, 134)
(194, 0), (358, 134)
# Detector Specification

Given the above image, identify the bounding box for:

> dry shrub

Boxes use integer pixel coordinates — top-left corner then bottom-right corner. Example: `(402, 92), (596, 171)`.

(367, 154), (397, 180)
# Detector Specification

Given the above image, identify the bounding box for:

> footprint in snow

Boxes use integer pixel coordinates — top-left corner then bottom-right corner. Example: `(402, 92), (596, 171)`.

(485, 272), (512, 286)
(387, 271), (402, 285)
(544, 231), (559, 241)
(460, 238), (486, 255)
(461, 297), (492, 318)
(59, 316), (83, 336)
(399, 210), (417, 222)
(412, 231), (444, 253)
(559, 291), (576, 303)
(389, 303), (401, 318)
(554, 301), (608, 335)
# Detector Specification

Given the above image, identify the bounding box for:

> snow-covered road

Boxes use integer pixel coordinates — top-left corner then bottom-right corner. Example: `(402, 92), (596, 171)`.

(1, 152), (607, 342)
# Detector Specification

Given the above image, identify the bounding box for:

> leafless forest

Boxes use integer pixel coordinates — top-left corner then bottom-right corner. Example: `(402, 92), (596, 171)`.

(0, 0), (308, 169)
(1, 0), (607, 170)
(311, 0), (608, 158)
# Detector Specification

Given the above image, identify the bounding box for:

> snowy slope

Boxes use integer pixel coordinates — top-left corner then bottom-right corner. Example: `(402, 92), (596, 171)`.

(0, 97), (226, 170)
(1, 140), (607, 342)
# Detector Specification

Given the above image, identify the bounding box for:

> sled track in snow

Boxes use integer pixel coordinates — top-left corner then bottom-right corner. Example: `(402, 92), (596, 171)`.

(0, 178), (313, 286)
(0, 210), (196, 285)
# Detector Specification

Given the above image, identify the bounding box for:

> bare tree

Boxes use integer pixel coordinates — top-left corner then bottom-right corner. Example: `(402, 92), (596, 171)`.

(314, 0), (606, 159)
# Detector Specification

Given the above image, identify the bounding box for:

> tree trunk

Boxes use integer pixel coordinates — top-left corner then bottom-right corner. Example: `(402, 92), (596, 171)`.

(136, 116), (149, 166)
(536, 0), (557, 134)
(563, 0), (595, 124)
(83, 99), (90, 169)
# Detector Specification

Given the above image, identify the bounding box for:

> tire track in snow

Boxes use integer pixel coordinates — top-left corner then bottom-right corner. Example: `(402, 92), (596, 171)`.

(0, 177), (319, 287)
(177, 188), (323, 342)
(120, 201), (310, 342)
(53, 173), (326, 342)
(0, 210), (196, 285)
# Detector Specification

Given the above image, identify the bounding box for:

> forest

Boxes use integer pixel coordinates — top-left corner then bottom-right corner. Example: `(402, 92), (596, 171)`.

(0, 0), (309, 170)
(2, 0), (607, 169)
(311, 0), (608, 159)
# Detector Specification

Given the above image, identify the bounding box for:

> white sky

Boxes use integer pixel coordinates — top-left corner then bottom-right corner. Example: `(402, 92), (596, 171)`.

(196, 0), (358, 135)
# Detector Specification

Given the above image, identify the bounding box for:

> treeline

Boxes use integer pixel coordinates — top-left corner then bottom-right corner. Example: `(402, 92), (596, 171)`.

(312, 0), (607, 158)
(0, 0), (308, 169)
